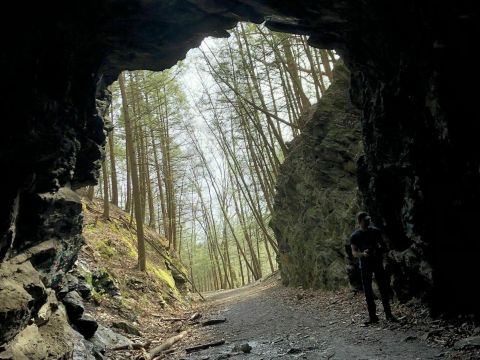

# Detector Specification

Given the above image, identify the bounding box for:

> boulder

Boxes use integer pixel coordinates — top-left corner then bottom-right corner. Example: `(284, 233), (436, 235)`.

(58, 273), (92, 300)
(35, 289), (58, 327)
(92, 269), (120, 297)
(0, 324), (49, 359)
(62, 291), (84, 321)
(0, 303), (74, 359)
(0, 261), (47, 344)
(72, 330), (95, 360)
(36, 304), (76, 358)
(76, 281), (93, 300)
(165, 261), (188, 291)
(88, 324), (132, 356)
(63, 273), (80, 291)
(232, 343), (252, 353)
(73, 314), (98, 339)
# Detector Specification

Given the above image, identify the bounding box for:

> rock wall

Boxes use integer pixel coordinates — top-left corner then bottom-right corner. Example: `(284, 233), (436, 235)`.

(0, 188), (84, 356)
(271, 64), (362, 290)
(1, 0), (479, 350)
(346, 5), (480, 316)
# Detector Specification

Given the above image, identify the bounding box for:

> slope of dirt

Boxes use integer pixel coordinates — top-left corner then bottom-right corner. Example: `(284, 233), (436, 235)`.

(74, 197), (196, 358)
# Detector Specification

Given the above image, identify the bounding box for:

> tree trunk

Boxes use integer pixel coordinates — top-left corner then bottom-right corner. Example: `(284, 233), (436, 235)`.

(320, 49), (334, 81)
(102, 159), (110, 219)
(125, 147), (131, 213)
(86, 186), (95, 201)
(108, 107), (119, 206)
(118, 72), (146, 271)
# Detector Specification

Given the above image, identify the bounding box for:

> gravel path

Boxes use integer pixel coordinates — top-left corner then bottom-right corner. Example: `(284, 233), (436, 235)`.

(172, 274), (462, 360)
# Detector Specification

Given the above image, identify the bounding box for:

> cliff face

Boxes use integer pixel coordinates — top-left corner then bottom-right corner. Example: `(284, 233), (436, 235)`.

(1, 0), (479, 352)
(347, 7), (480, 315)
(271, 64), (362, 290)
(0, 188), (83, 358)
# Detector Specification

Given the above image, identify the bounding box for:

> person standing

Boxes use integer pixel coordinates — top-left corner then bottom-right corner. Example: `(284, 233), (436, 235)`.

(350, 212), (398, 324)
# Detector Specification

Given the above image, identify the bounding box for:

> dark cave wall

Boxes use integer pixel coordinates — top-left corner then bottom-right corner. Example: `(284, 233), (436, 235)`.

(347, 3), (480, 315)
(0, 2), (110, 352)
(269, 1), (480, 316)
(0, 0), (479, 350)
(0, 2), (108, 261)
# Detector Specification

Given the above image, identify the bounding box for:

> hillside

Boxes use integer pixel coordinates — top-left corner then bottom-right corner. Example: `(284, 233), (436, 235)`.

(78, 197), (193, 312)
(66, 197), (197, 358)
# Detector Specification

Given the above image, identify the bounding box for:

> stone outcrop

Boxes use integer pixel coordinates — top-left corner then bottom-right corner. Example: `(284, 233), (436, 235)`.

(271, 63), (362, 290)
(91, 269), (121, 298)
(58, 273), (92, 300)
(0, 289), (75, 360)
(1, 1), (480, 349)
(0, 261), (47, 344)
(87, 324), (132, 358)
(0, 188), (86, 353)
(62, 291), (85, 321)
(73, 315), (98, 340)
(10, 188), (84, 287)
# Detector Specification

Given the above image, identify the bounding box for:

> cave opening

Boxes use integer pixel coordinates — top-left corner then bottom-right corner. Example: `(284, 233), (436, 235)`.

(86, 22), (348, 295)
(1, 1), (480, 358)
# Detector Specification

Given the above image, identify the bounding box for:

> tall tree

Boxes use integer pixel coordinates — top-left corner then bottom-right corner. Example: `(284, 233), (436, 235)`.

(102, 158), (110, 219)
(118, 71), (146, 271)
(108, 106), (119, 206)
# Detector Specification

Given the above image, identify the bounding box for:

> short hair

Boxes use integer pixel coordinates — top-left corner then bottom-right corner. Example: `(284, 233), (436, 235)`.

(356, 211), (370, 222)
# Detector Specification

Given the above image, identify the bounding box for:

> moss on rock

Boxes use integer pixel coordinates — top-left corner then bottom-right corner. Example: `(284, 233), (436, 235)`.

(271, 63), (362, 290)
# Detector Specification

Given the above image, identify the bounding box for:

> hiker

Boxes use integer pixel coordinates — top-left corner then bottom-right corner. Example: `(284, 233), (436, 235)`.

(350, 212), (398, 324)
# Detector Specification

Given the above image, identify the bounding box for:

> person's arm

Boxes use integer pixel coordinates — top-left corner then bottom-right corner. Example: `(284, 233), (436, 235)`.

(351, 244), (369, 258)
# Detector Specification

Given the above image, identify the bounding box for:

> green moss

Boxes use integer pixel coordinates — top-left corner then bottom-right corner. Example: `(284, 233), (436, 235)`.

(98, 241), (117, 258)
(271, 63), (361, 291)
(84, 273), (93, 287)
(82, 199), (189, 312)
(91, 289), (106, 304)
(148, 263), (176, 290)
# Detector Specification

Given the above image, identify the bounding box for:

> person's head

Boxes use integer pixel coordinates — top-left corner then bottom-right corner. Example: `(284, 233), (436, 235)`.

(357, 211), (371, 230)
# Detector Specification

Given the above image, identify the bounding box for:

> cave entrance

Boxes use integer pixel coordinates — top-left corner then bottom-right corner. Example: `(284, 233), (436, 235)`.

(2, 2), (480, 358)
(81, 22), (355, 296)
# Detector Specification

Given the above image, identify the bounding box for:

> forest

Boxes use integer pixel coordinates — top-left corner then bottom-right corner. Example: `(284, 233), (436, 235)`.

(90, 23), (337, 293)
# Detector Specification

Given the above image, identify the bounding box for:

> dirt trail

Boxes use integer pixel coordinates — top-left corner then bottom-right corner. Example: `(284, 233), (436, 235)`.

(171, 274), (463, 360)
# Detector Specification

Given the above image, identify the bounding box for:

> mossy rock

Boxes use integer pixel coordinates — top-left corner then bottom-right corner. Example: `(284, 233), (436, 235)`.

(271, 63), (362, 290)
(92, 269), (121, 297)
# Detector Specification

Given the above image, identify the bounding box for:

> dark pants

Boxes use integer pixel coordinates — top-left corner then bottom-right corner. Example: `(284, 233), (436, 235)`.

(360, 261), (392, 319)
